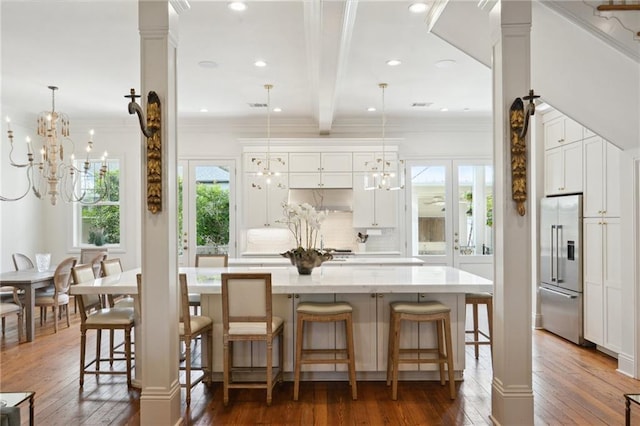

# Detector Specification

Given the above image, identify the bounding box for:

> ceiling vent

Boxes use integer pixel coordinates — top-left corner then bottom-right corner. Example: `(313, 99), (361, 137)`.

(248, 103), (267, 108)
(412, 102), (433, 107)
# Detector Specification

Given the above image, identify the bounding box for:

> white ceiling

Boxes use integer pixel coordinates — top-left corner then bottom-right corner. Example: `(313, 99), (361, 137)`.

(1, 1), (491, 133)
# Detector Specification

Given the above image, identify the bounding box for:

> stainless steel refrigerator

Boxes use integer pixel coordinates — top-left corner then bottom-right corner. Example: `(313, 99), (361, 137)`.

(540, 194), (586, 345)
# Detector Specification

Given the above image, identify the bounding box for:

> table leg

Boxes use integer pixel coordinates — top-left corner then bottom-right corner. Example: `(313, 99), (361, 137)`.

(24, 286), (35, 342)
(626, 397), (631, 426)
(29, 393), (34, 426)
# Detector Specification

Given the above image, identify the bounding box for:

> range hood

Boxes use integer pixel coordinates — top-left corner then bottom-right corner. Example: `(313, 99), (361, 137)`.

(288, 188), (353, 212)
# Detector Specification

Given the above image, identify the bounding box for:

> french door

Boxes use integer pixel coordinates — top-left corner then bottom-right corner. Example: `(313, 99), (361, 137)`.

(178, 160), (236, 266)
(406, 159), (493, 279)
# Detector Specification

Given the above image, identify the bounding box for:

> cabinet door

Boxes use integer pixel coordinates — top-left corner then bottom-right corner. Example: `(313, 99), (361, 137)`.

(244, 152), (288, 173)
(338, 294), (377, 371)
(321, 152), (352, 172)
(267, 173), (289, 226)
(294, 294), (337, 372)
(289, 172), (321, 188)
(353, 153), (376, 172)
(564, 117), (583, 144)
(352, 173), (375, 227)
(289, 152), (321, 172)
(562, 141), (583, 194)
(245, 173), (268, 228)
(603, 218), (621, 352)
(374, 188), (398, 227)
(604, 142), (621, 217)
(544, 148), (564, 196)
(583, 218), (603, 345)
(544, 117), (565, 149)
(321, 172), (352, 188)
(583, 138), (605, 217)
(376, 293), (420, 371)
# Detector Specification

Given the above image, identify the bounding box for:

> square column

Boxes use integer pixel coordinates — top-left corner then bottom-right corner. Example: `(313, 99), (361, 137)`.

(489, 1), (535, 424)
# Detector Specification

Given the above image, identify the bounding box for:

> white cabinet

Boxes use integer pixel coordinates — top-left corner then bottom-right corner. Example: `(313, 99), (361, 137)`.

(583, 217), (621, 352)
(244, 152), (288, 174)
(352, 173), (398, 228)
(583, 137), (621, 218)
(288, 152), (353, 188)
(544, 115), (583, 150)
(544, 141), (583, 196)
(244, 173), (289, 228)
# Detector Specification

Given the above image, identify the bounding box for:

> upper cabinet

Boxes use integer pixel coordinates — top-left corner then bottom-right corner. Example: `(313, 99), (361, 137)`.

(544, 141), (583, 196)
(352, 172), (398, 228)
(583, 137), (620, 218)
(289, 152), (353, 188)
(544, 115), (584, 150)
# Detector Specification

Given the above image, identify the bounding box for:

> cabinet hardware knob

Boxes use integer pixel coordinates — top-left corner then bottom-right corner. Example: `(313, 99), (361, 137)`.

(183, 246), (188, 250)
(378, 294), (384, 298)
(295, 294), (299, 298)
(455, 246), (459, 250)
(287, 294), (292, 299)
(371, 294), (376, 298)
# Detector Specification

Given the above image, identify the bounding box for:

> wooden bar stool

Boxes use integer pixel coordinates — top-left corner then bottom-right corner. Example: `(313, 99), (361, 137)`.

(293, 302), (357, 401)
(386, 301), (455, 400)
(465, 293), (493, 359)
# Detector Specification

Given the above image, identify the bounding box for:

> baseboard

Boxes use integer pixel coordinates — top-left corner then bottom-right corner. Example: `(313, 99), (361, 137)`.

(617, 352), (637, 378)
(533, 312), (543, 329)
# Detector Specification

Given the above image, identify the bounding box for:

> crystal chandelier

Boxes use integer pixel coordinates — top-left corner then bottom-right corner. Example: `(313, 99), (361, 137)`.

(364, 83), (405, 191)
(1, 86), (109, 205)
(251, 84), (285, 189)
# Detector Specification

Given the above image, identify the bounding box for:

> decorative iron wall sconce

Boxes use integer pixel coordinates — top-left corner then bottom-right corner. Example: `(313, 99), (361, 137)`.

(509, 89), (540, 216)
(125, 88), (162, 214)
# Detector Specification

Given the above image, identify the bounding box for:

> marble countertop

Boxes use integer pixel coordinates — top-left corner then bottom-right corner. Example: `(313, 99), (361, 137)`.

(229, 257), (424, 266)
(71, 265), (492, 295)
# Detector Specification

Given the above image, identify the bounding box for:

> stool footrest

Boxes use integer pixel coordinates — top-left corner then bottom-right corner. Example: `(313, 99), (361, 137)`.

(300, 358), (350, 364)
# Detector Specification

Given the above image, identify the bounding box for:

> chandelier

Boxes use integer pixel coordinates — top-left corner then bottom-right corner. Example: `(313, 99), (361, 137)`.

(364, 83), (405, 191)
(1, 86), (109, 205)
(250, 84), (285, 189)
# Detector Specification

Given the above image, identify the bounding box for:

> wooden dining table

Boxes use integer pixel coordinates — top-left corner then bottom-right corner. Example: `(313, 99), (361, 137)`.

(0, 269), (55, 342)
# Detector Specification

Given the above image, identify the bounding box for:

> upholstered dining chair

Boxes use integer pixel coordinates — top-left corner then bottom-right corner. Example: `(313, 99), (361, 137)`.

(0, 287), (23, 342)
(73, 263), (134, 388)
(221, 272), (284, 406)
(100, 258), (134, 366)
(192, 254), (228, 315)
(12, 253), (34, 271)
(34, 257), (77, 333)
(80, 248), (108, 265)
(178, 273), (213, 405)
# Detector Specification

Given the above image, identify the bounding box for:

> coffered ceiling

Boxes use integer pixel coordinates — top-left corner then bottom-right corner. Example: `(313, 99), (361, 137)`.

(1, 1), (491, 133)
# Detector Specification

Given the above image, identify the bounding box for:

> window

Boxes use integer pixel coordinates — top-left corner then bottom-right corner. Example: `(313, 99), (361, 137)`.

(74, 159), (121, 247)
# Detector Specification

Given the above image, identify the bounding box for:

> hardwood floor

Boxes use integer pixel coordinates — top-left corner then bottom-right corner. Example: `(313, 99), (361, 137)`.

(1, 309), (638, 425)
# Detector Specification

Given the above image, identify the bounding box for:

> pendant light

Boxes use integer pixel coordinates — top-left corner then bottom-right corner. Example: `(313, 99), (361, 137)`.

(364, 83), (405, 191)
(251, 84), (285, 189)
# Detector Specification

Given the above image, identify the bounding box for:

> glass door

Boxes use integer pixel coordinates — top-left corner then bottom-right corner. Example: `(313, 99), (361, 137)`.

(406, 159), (493, 278)
(178, 160), (236, 266)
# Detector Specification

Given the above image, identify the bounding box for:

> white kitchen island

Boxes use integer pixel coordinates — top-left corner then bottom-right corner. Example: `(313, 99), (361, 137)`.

(72, 264), (492, 382)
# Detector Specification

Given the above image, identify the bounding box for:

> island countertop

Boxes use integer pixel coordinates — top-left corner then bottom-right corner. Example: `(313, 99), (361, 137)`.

(72, 265), (492, 295)
(228, 256), (425, 267)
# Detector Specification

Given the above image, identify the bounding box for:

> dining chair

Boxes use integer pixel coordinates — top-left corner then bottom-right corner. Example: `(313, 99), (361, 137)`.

(80, 248), (108, 265)
(192, 254), (228, 315)
(73, 263), (134, 388)
(34, 257), (77, 333)
(12, 253), (34, 271)
(221, 272), (284, 406)
(178, 273), (213, 405)
(100, 258), (134, 366)
(0, 287), (24, 342)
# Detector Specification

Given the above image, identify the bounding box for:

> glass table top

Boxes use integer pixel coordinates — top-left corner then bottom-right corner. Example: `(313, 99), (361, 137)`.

(0, 392), (34, 408)
(625, 394), (640, 405)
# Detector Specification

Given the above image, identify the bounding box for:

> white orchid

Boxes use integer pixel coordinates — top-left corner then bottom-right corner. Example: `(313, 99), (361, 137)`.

(281, 202), (327, 250)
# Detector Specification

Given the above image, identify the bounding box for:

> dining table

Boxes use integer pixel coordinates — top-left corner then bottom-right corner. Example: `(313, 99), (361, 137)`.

(0, 269), (55, 342)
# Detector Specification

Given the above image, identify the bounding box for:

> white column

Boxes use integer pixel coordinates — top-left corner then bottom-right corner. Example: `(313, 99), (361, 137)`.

(138, 1), (186, 424)
(489, 1), (534, 424)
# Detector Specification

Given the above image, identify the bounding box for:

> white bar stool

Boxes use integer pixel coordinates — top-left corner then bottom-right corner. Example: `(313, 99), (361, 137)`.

(293, 301), (357, 401)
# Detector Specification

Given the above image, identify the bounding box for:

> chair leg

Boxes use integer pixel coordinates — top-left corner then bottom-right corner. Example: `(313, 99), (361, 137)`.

(266, 340), (273, 406)
(80, 328), (87, 386)
(17, 312), (23, 342)
(386, 311), (394, 386)
(65, 304), (70, 328)
(487, 299), (494, 361)
(185, 337), (192, 406)
(472, 302), (480, 359)
(391, 314), (401, 400)
(278, 329), (284, 385)
(53, 305), (58, 333)
(436, 318), (445, 386)
(444, 315), (456, 399)
(205, 329), (213, 386)
(293, 315), (304, 401)
(223, 340), (230, 406)
(345, 316), (357, 400)
(96, 329), (102, 373)
(1, 316), (5, 335)
(110, 330), (115, 366)
(125, 328), (132, 389)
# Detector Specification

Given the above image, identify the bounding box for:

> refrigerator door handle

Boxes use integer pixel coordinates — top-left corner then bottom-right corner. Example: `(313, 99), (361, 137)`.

(540, 286), (577, 299)
(550, 225), (556, 282)
(556, 225), (563, 283)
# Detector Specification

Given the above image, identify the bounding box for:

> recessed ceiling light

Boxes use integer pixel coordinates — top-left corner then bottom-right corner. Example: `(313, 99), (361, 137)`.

(254, 60), (267, 68)
(228, 2), (247, 12)
(367, 107), (376, 112)
(435, 59), (456, 69)
(199, 108), (209, 113)
(198, 60), (218, 69)
(273, 107), (282, 112)
(440, 107), (449, 112)
(408, 3), (428, 13)
(386, 59), (402, 66)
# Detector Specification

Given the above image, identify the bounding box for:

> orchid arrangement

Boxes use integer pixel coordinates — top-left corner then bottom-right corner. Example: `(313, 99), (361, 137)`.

(281, 202), (328, 251)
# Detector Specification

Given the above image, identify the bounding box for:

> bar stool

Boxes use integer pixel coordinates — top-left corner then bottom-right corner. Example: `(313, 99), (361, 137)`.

(465, 293), (493, 359)
(386, 301), (455, 400)
(293, 302), (357, 401)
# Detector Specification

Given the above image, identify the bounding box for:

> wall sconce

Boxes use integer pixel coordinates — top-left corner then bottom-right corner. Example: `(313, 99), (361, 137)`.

(509, 89), (540, 217)
(125, 88), (162, 214)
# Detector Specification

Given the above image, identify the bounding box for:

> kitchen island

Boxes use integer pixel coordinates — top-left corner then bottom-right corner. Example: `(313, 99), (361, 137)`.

(228, 256), (425, 267)
(72, 264), (492, 381)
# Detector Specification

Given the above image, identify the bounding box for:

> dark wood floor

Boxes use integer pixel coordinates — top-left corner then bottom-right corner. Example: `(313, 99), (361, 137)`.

(1, 308), (639, 425)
